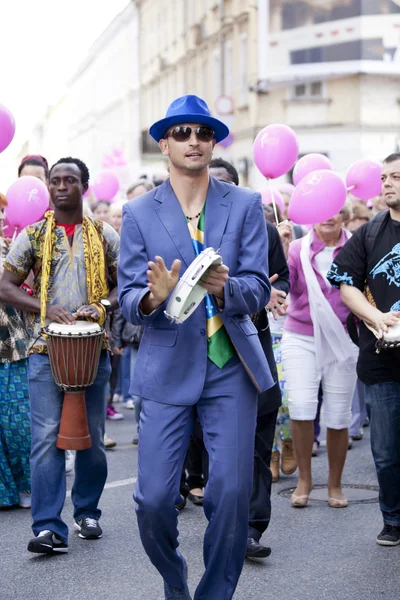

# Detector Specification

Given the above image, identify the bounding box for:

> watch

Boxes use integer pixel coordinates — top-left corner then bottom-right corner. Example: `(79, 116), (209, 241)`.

(99, 299), (112, 314)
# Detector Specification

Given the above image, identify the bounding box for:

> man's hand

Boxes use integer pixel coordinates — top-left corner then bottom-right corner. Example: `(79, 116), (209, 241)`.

(111, 347), (124, 356)
(200, 264), (229, 299)
(267, 274), (288, 320)
(74, 305), (101, 321)
(367, 311), (400, 338)
(46, 305), (76, 325)
(147, 256), (182, 303)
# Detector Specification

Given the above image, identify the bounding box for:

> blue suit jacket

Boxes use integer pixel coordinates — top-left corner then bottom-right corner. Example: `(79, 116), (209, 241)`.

(118, 177), (274, 404)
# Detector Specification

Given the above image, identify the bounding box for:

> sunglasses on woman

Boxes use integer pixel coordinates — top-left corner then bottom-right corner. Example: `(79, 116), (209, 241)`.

(164, 126), (215, 143)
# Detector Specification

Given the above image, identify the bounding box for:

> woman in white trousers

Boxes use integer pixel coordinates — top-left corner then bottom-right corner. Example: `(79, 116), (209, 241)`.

(281, 210), (358, 508)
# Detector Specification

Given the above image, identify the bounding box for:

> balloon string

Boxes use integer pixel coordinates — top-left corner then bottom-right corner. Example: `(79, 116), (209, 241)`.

(267, 178), (280, 225)
(12, 227), (18, 242)
(347, 185), (356, 191)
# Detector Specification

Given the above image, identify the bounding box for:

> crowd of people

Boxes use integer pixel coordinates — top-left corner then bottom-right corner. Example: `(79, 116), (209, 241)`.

(0, 93), (399, 600)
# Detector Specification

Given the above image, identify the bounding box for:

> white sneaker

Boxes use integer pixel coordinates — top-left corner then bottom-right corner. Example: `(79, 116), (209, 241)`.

(65, 450), (75, 473)
(124, 399), (135, 410)
(19, 492), (31, 508)
(112, 393), (122, 404)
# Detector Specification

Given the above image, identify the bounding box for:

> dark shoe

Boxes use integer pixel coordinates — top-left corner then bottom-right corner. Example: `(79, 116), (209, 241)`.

(175, 495), (187, 512)
(245, 537), (271, 558)
(27, 530), (68, 554)
(132, 436), (139, 445)
(164, 552), (191, 599)
(188, 492), (203, 506)
(74, 518), (103, 539)
(376, 525), (400, 546)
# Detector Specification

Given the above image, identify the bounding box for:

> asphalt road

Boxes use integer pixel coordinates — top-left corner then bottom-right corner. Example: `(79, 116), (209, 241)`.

(1, 404), (398, 600)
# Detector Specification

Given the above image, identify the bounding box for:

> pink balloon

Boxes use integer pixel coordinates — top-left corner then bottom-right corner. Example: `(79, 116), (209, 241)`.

(6, 176), (49, 230)
(0, 104), (16, 153)
(293, 153), (333, 186)
(259, 188), (285, 214)
(288, 170), (347, 225)
(93, 171), (120, 202)
(277, 183), (295, 197)
(253, 124), (299, 179)
(346, 159), (382, 200)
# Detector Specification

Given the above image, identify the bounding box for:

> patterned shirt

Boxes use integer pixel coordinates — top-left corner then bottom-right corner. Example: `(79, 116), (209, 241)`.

(4, 219), (120, 354)
(0, 238), (29, 363)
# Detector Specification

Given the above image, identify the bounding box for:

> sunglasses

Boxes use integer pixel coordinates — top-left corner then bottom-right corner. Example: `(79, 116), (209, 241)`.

(164, 126), (215, 143)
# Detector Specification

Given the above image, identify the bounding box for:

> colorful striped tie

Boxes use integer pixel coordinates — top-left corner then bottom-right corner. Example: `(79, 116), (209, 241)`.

(187, 205), (235, 368)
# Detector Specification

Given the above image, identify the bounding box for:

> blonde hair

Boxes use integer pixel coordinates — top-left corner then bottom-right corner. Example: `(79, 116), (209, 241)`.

(340, 201), (353, 226)
(110, 200), (125, 216)
(0, 193), (7, 208)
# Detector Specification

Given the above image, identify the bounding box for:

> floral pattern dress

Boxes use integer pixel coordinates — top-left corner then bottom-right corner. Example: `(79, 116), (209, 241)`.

(0, 237), (31, 507)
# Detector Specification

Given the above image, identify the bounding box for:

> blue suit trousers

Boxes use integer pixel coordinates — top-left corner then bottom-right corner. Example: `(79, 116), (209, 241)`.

(135, 355), (257, 600)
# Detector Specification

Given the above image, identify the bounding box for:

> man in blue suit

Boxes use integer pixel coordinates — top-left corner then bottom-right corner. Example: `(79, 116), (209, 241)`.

(118, 95), (274, 600)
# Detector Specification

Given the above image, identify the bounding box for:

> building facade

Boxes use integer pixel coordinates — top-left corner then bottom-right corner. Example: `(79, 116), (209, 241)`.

(28, 2), (141, 195)
(139, 0), (400, 187)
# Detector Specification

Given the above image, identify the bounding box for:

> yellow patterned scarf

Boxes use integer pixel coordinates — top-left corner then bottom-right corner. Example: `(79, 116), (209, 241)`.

(40, 210), (109, 327)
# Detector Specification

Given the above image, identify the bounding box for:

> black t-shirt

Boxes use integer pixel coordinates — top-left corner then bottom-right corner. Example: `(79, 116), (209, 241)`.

(327, 212), (400, 385)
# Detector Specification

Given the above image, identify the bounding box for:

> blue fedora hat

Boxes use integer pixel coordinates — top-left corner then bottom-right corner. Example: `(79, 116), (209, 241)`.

(149, 95), (229, 143)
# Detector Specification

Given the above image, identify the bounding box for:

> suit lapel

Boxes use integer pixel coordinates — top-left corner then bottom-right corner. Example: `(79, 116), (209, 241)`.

(204, 177), (232, 250)
(155, 180), (196, 268)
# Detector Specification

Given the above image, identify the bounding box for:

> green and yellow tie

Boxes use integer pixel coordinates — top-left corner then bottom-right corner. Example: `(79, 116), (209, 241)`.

(187, 205), (235, 368)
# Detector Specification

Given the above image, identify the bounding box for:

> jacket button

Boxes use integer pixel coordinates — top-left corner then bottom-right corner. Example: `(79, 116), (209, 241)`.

(200, 329), (206, 336)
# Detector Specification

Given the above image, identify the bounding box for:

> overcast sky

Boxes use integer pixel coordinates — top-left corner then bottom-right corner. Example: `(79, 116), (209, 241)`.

(0, 0), (129, 190)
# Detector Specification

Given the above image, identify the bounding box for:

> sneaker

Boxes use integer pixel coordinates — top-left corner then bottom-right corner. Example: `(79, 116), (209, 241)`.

(281, 439), (297, 475)
(124, 399), (135, 410)
(112, 393), (122, 403)
(376, 525), (400, 546)
(74, 518), (103, 539)
(270, 451), (280, 483)
(312, 441), (319, 457)
(106, 405), (124, 420)
(132, 435), (139, 445)
(348, 437), (353, 450)
(104, 433), (117, 449)
(65, 450), (75, 473)
(27, 530), (68, 554)
(19, 492), (31, 509)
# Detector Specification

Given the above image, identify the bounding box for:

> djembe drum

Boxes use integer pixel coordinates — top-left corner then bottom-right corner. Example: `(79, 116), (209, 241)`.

(44, 321), (104, 450)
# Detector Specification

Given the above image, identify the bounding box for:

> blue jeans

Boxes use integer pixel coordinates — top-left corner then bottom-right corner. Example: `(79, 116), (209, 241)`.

(130, 346), (142, 428)
(365, 381), (400, 526)
(28, 352), (111, 543)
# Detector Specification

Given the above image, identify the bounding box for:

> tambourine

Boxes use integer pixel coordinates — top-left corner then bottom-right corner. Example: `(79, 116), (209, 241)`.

(165, 247), (222, 324)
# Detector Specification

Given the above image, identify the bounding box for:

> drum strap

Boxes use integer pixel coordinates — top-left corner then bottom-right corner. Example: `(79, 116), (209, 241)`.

(40, 211), (109, 327)
(187, 205), (235, 368)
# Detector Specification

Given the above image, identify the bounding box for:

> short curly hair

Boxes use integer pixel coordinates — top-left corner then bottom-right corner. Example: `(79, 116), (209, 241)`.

(49, 157), (90, 186)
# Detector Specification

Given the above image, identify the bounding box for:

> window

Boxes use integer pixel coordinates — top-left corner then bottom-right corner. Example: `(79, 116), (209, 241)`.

(201, 58), (208, 99)
(224, 41), (233, 97)
(282, 0), (400, 29)
(292, 81), (323, 100)
(213, 49), (221, 98)
(239, 34), (248, 105)
(291, 39), (384, 64)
